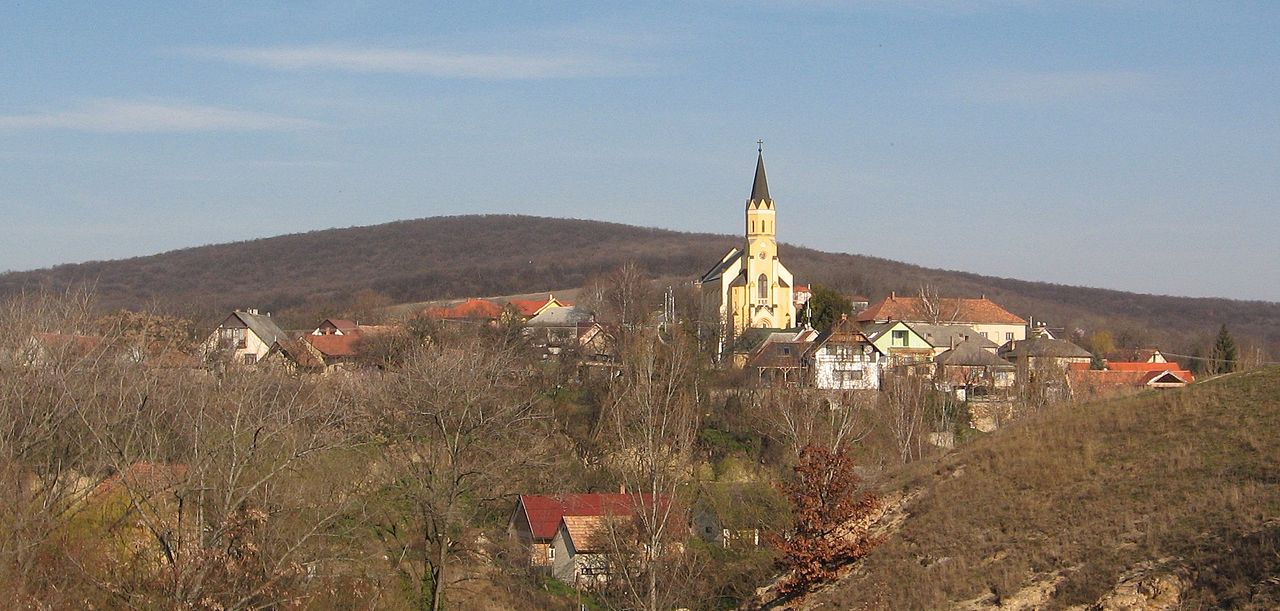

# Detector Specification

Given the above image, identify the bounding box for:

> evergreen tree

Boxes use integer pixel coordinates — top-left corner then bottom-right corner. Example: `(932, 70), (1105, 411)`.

(1188, 346), (1206, 376)
(801, 285), (852, 333)
(1210, 324), (1238, 374)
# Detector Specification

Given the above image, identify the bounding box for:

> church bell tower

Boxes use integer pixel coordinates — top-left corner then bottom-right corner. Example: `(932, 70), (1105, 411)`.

(742, 143), (790, 328)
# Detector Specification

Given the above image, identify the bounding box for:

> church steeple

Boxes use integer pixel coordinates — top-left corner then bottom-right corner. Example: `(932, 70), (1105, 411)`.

(746, 143), (776, 239)
(748, 141), (771, 208)
(750, 149), (770, 203)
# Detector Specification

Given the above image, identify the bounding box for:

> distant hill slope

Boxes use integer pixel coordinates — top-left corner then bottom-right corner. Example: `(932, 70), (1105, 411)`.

(807, 367), (1280, 609)
(1, 215), (1275, 356)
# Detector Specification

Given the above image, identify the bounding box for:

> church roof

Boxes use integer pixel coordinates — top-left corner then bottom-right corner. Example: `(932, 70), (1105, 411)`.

(748, 151), (770, 205)
(699, 248), (743, 283)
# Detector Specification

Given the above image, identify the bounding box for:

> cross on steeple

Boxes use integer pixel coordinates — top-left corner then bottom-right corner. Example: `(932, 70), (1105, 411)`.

(757, 139), (764, 152)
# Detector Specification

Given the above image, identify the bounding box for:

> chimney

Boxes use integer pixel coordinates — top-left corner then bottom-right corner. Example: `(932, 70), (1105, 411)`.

(618, 483), (626, 494)
(890, 291), (896, 300)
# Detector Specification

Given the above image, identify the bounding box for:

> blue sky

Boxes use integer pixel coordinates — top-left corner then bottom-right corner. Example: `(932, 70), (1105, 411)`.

(2, 2), (1278, 301)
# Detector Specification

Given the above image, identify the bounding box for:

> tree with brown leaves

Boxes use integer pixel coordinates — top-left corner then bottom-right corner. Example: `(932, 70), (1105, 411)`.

(771, 445), (880, 599)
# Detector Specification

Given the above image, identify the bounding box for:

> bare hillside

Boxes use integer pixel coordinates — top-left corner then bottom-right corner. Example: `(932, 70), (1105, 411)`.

(804, 367), (1280, 609)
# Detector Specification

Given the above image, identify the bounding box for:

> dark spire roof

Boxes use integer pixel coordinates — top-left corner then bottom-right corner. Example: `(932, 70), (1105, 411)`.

(749, 150), (770, 202)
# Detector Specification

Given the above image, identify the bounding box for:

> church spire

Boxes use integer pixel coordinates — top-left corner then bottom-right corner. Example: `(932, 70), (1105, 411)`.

(749, 141), (771, 205)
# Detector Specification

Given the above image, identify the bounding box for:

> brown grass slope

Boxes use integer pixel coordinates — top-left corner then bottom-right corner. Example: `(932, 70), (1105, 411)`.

(0, 215), (1275, 356)
(809, 367), (1280, 609)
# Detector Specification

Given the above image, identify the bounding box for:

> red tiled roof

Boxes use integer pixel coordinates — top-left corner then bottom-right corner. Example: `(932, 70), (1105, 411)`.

(93, 461), (189, 498)
(507, 295), (573, 318)
(507, 299), (545, 317)
(423, 298), (504, 320)
(516, 493), (665, 541)
(304, 333), (362, 358)
(1106, 361), (1178, 373)
(856, 295), (1026, 325)
(33, 332), (104, 355)
(1069, 368), (1194, 390)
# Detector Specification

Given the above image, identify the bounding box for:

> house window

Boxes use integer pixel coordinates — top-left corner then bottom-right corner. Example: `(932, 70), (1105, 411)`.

(1005, 332), (1014, 342)
(757, 274), (768, 300)
(242, 354), (257, 365)
(892, 330), (908, 347)
(548, 547), (555, 561)
(220, 327), (248, 349)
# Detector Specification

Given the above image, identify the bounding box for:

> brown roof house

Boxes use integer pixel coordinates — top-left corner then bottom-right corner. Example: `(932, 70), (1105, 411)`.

(421, 298), (505, 325)
(509, 492), (669, 588)
(999, 336), (1092, 390)
(300, 318), (393, 369)
(858, 294), (1028, 347)
(746, 327), (820, 387)
(806, 316), (886, 390)
(507, 294), (573, 321)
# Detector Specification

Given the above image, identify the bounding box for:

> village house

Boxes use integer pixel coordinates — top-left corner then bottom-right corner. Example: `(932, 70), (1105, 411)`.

(508, 493), (667, 587)
(508, 294), (573, 322)
(421, 298), (505, 325)
(1068, 367), (1194, 398)
(998, 336), (1093, 387)
(523, 306), (594, 356)
(301, 318), (392, 368)
(857, 294), (1028, 346)
(933, 339), (1017, 400)
(576, 321), (618, 365)
(1066, 354), (1194, 398)
(202, 309), (288, 365)
(858, 320), (934, 374)
(746, 328), (820, 386)
(261, 337), (326, 373)
(911, 324), (998, 356)
(807, 316), (886, 390)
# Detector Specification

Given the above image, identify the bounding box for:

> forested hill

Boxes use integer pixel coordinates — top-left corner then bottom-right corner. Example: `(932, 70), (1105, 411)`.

(1, 214), (1276, 357)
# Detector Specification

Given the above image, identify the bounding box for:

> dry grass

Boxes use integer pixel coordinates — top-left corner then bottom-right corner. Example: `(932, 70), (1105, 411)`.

(807, 367), (1280, 609)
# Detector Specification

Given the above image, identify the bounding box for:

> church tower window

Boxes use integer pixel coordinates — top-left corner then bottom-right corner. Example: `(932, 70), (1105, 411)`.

(758, 274), (768, 300)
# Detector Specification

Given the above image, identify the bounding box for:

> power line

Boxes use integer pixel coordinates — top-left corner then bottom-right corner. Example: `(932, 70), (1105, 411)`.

(1157, 351), (1280, 366)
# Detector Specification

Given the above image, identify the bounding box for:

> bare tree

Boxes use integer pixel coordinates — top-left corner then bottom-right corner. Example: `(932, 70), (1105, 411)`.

(0, 291), (364, 608)
(598, 328), (701, 611)
(364, 337), (552, 611)
(0, 289), (107, 604)
(602, 262), (656, 330)
(82, 368), (359, 608)
(883, 374), (931, 464)
(752, 389), (874, 462)
(917, 284), (954, 325)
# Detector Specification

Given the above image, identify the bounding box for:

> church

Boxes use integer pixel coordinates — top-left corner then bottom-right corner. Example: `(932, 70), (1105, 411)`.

(698, 147), (797, 351)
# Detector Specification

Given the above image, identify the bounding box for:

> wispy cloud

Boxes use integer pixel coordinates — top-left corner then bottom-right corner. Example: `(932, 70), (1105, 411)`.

(952, 69), (1158, 104)
(182, 45), (646, 79)
(0, 99), (321, 132)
